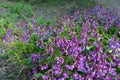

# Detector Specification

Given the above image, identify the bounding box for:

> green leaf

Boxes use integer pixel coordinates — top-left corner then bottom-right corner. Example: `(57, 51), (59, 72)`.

(34, 73), (43, 78)
(116, 67), (120, 74)
(90, 46), (96, 51)
(89, 38), (95, 43)
(107, 58), (113, 63)
(20, 58), (31, 66)
(77, 71), (85, 76)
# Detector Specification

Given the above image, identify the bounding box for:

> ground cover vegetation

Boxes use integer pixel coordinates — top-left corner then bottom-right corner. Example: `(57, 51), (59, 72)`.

(1, 4), (120, 80)
(0, 0), (120, 80)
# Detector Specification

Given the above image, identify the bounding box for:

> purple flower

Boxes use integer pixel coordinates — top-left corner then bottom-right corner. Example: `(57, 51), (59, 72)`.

(25, 35), (30, 43)
(79, 75), (84, 80)
(24, 24), (29, 29)
(53, 65), (62, 76)
(76, 57), (85, 72)
(33, 27), (39, 32)
(73, 73), (79, 80)
(54, 69), (62, 76)
(74, 11), (79, 20)
(58, 77), (65, 80)
(2, 36), (7, 42)
(7, 29), (12, 36)
(85, 72), (92, 80)
(42, 75), (48, 80)
(118, 63), (120, 68)
(104, 25), (108, 30)
(81, 32), (87, 38)
(31, 54), (41, 63)
(92, 21), (97, 29)
(65, 64), (75, 70)
(32, 67), (37, 74)
(70, 21), (75, 28)
(24, 29), (30, 35)
(56, 57), (64, 64)
(46, 46), (54, 53)
(38, 40), (45, 48)
(63, 72), (69, 79)
(40, 64), (48, 70)
(108, 68), (117, 76)
(31, 54), (40, 59)
(61, 48), (69, 55)
(77, 47), (82, 52)
(64, 15), (68, 20)
(90, 32), (96, 38)
(77, 63), (85, 72)
(105, 76), (113, 80)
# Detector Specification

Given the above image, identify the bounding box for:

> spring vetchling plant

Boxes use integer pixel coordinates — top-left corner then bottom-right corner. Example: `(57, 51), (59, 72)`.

(2, 6), (120, 80)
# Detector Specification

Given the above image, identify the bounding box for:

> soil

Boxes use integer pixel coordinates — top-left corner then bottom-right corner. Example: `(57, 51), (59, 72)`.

(0, 57), (28, 80)
(0, 43), (28, 80)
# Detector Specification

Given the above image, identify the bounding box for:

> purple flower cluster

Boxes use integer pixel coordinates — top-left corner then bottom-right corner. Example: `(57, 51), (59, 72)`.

(2, 29), (16, 43)
(2, 18), (57, 45)
(31, 6), (120, 80)
(2, 6), (120, 80)
(68, 6), (120, 30)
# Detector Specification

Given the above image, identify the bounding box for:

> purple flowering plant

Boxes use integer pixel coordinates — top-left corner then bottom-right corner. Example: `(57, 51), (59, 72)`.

(2, 6), (120, 80)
